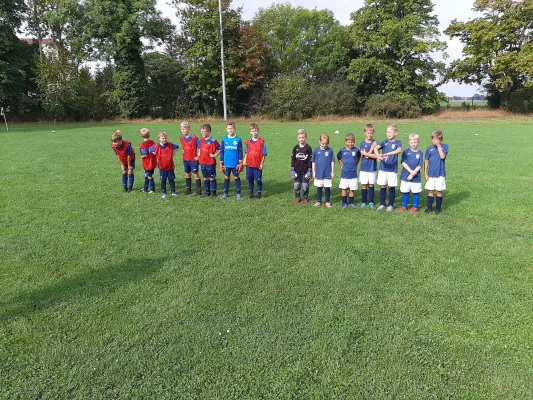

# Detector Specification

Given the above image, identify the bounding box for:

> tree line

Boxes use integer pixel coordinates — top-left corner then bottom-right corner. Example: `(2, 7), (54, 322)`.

(1, 0), (532, 121)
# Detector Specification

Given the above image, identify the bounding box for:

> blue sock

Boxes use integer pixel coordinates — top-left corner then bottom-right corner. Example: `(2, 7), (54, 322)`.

(257, 181), (262, 198)
(204, 180), (210, 194)
(349, 196), (355, 204)
(413, 193), (420, 208)
(128, 174), (134, 190)
(223, 179), (230, 194)
(342, 195), (347, 204)
(380, 188), (387, 206)
(361, 189), (368, 204)
(149, 178), (155, 192)
(169, 180), (176, 193)
(436, 196), (443, 211)
(210, 180), (217, 195)
(388, 187), (396, 207)
(186, 177), (192, 191)
(325, 188), (330, 202)
(427, 195), (434, 210)
(369, 186), (375, 204)
(122, 174), (128, 189)
(317, 187), (323, 203)
(248, 180), (254, 195)
(402, 193), (409, 208)
(144, 176), (149, 191)
(161, 180), (167, 194)
(195, 179), (201, 193)
(235, 178), (241, 194)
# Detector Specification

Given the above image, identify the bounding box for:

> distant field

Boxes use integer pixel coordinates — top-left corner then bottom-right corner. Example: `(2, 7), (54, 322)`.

(442, 100), (489, 109)
(1, 119), (532, 398)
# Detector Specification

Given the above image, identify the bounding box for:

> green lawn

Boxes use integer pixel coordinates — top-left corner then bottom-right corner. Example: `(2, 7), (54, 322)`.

(1, 120), (532, 399)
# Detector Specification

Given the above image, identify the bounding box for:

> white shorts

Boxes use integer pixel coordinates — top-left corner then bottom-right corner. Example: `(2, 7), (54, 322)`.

(400, 180), (422, 193)
(425, 177), (447, 191)
(376, 171), (398, 187)
(359, 171), (377, 185)
(314, 179), (332, 188)
(339, 178), (358, 190)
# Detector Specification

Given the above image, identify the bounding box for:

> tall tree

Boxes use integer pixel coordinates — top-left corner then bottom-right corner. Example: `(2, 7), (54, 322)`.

(347, 0), (446, 113)
(445, 0), (533, 108)
(84, 0), (173, 118)
(253, 4), (350, 80)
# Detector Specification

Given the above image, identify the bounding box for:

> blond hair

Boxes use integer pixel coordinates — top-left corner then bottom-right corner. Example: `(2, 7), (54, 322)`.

(408, 133), (419, 140)
(111, 130), (122, 141)
(140, 128), (150, 138)
(297, 129), (307, 137)
(158, 131), (168, 139)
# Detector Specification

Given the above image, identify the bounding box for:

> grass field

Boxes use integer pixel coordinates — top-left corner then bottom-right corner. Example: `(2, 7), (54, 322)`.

(1, 119), (532, 399)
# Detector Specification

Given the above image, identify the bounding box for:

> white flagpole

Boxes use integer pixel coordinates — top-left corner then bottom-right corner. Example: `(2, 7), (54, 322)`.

(1, 109), (7, 131)
(218, 0), (228, 121)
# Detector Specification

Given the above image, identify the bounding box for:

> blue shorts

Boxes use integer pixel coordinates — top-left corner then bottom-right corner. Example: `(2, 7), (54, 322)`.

(200, 164), (216, 179)
(159, 169), (176, 181)
(144, 169), (154, 177)
(246, 167), (262, 182)
(183, 160), (199, 174)
(123, 159), (135, 170)
(224, 167), (240, 178)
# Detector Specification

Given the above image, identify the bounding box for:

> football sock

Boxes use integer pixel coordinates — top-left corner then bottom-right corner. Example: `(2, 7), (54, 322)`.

(223, 179), (230, 194)
(128, 174), (134, 190)
(235, 178), (241, 194)
(436, 196), (443, 211)
(388, 187), (396, 207)
(248, 180), (254, 195)
(342, 195), (347, 204)
(413, 193), (420, 208)
(402, 193), (409, 208)
(161, 180), (167, 194)
(186, 177), (192, 191)
(380, 188), (387, 206)
(325, 188), (331, 203)
(317, 187), (323, 203)
(349, 195), (355, 204)
(195, 179), (201, 193)
(369, 186), (375, 204)
(427, 195), (434, 210)
(122, 173), (128, 189)
(169, 180), (176, 193)
(149, 178), (155, 192)
(204, 180), (210, 194)
(361, 189), (368, 204)
(257, 182), (263, 197)
(210, 180), (217, 195)
(144, 176), (149, 191)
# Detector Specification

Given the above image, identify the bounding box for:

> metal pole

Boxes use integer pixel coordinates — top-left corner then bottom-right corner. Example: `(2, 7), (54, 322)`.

(218, 0), (228, 121)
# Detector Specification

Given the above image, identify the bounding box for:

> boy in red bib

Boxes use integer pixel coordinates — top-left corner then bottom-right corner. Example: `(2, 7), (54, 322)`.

(111, 130), (135, 192)
(150, 132), (179, 199)
(243, 123), (267, 199)
(139, 128), (157, 193)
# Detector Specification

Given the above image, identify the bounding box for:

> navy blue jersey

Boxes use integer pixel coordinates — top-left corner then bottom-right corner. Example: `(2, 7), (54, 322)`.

(425, 144), (449, 177)
(312, 146), (335, 180)
(378, 139), (402, 173)
(337, 147), (360, 179)
(220, 135), (243, 168)
(359, 140), (377, 172)
(400, 149), (423, 182)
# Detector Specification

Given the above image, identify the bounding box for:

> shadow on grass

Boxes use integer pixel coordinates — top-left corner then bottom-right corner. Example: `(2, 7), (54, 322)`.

(1, 257), (164, 321)
(444, 190), (470, 208)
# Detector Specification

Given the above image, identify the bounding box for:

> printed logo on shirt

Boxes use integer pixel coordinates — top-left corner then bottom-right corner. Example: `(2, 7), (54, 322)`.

(352, 152), (356, 156)
(416, 154), (420, 159)
(233, 141), (238, 145)
(325, 152), (329, 156)
(392, 145), (396, 149)
(296, 153), (308, 160)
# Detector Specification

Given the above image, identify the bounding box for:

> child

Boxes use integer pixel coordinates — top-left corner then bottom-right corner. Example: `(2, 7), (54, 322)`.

(219, 121), (243, 199)
(312, 134), (335, 208)
(359, 123), (378, 208)
(337, 133), (360, 208)
(424, 129), (449, 214)
(179, 121), (202, 195)
(374, 125), (402, 212)
(198, 124), (220, 197)
(110, 130), (135, 193)
(243, 123), (267, 199)
(150, 132), (179, 199)
(291, 129), (313, 204)
(139, 128), (157, 193)
(398, 133), (423, 213)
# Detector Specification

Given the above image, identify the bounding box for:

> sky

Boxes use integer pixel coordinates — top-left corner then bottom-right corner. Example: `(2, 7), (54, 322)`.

(156, 0), (482, 97)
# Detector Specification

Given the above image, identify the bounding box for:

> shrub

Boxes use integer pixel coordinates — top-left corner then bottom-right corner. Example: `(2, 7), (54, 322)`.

(263, 75), (313, 120)
(363, 94), (422, 118)
(506, 87), (533, 114)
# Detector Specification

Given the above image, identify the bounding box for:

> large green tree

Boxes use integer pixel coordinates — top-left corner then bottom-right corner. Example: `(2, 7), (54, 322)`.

(347, 0), (446, 113)
(253, 4), (350, 80)
(445, 0), (533, 108)
(84, 0), (173, 118)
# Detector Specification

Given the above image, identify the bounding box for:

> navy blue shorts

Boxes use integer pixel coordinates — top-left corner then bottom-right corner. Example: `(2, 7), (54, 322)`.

(201, 164), (216, 179)
(183, 160), (199, 174)
(224, 167), (240, 178)
(246, 167), (262, 182)
(123, 159), (136, 170)
(144, 169), (154, 177)
(159, 169), (176, 181)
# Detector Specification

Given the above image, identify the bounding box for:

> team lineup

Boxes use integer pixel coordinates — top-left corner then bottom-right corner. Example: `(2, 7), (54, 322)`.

(111, 122), (448, 213)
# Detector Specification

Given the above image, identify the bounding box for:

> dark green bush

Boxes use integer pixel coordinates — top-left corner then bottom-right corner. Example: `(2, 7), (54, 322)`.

(506, 87), (533, 114)
(363, 94), (422, 118)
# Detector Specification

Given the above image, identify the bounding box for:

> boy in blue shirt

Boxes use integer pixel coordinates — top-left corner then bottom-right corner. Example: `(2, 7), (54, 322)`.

(424, 129), (449, 214)
(337, 133), (360, 208)
(398, 133), (424, 213)
(374, 125), (402, 212)
(219, 121), (243, 199)
(312, 134), (335, 208)
(359, 124), (378, 208)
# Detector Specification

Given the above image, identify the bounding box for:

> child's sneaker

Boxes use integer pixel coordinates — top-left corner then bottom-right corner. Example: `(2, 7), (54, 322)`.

(397, 207), (407, 212)
(435, 209), (441, 215)
(221, 193), (229, 199)
(313, 202), (321, 207)
(236, 194), (242, 200)
(377, 205), (386, 211)
(425, 208), (432, 214)
(161, 193), (167, 199)
(303, 199), (309, 204)
(139, 188), (147, 193)
(185, 189), (192, 195)
(341, 203), (347, 209)
(171, 192), (178, 197)
(123, 188), (128, 193)
(386, 206), (394, 212)
(148, 190), (155, 194)
(350, 203), (357, 208)
(325, 202), (332, 208)
(295, 198), (301, 204)
(360, 203), (367, 208)
(409, 207), (419, 214)
(369, 202), (375, 209)
(249, 194), (255, 199)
